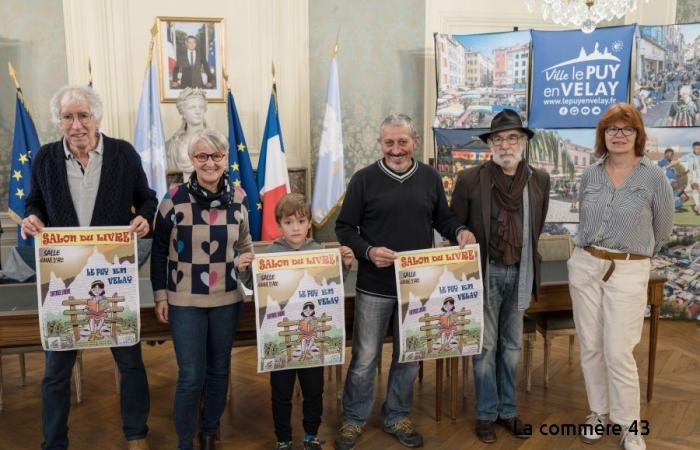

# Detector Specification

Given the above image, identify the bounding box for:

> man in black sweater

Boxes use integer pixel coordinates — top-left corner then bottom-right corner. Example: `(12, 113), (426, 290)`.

(21, 85), (156, 450)
(334, 113), (474, 450)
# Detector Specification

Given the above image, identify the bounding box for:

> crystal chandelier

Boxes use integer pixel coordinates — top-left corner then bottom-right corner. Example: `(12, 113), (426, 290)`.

(524, 0), (649, 33)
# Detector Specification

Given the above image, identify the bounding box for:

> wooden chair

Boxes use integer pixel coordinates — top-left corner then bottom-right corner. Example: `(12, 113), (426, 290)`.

(522, 315), (537, 392)
(0, 246), (85, 411)
(0, 348), (85, 412)
(527, 235), (576, 389)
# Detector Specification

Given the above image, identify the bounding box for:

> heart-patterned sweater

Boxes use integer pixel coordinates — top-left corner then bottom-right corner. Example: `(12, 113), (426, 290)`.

(150, 182), (253, 307)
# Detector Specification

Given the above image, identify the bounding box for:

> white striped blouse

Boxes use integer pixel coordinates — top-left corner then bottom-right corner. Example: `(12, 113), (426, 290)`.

(575, 156), (674, 257)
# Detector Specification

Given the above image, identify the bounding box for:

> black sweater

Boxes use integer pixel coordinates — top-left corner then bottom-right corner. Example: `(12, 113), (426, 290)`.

(25, 135), (157, 227)
(335, 160), (463, 297)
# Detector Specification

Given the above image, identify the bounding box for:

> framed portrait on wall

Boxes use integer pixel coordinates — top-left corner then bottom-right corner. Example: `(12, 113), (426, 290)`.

(157, 16), (225, 102)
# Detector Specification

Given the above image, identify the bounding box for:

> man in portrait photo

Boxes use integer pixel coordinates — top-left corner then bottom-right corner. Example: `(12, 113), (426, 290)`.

(171, 34), (213, 89)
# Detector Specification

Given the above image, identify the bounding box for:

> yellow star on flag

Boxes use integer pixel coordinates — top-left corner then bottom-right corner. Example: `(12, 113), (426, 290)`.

(233, 179), (242, 187)
(18, 153), (29, 164)
(237, 143), (246, 152)
(12, 170), (22, 181)
(15, 188), (25, 199)
(231, 162), (240, 171)
(257, 202), (262, 210)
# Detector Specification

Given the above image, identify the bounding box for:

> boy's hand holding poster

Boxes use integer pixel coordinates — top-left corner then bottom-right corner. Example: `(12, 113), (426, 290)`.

(395, 245), (484, 363)
(36, 227), (140, 351)
(253, 249), (346, 373)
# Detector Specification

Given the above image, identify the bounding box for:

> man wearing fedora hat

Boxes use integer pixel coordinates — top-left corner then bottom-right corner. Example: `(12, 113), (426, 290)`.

(450, 109), (550, 444)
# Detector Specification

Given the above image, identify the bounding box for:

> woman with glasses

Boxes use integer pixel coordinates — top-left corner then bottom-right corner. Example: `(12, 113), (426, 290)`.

(151, 128), (254, 450)
(568, 103), (673, 450)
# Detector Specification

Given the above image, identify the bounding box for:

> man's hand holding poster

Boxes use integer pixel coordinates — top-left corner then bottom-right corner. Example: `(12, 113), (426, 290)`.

(395, 245), (484, 363)
(35, 227), (140, 351)
(253, 249), (346, 373)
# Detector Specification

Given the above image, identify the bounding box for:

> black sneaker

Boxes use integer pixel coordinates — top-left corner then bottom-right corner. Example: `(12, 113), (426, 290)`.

(303, 437), (323, 450)
(275, 441), (293, 450)
(383, 418), (424, 448)
(334, 423), (362, 450)
(475, 420), (496, 444)
(496, 416), (531, 439)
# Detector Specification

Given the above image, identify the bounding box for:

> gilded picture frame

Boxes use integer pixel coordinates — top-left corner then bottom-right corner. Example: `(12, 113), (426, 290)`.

(157, 16), (225, 102)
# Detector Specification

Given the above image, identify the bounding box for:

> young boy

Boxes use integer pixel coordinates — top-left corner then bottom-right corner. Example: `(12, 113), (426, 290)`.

(238, 193), (354, 450)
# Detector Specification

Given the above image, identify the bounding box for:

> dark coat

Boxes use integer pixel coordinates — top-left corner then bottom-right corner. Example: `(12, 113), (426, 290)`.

(174, 51), (212, 89)
(25, 134), (158, 227)
(450, 162), (550, 299)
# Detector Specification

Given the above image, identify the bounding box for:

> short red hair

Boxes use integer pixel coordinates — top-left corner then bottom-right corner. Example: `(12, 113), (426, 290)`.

(594, 103), (647, 158)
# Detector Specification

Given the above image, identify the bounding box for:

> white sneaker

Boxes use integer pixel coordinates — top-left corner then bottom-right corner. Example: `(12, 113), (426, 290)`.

(581, 412), (608, 444)
(621, 427), (646, 450)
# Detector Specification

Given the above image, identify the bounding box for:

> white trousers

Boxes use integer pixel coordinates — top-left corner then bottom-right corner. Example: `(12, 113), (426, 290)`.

(568, 246), (650, 426)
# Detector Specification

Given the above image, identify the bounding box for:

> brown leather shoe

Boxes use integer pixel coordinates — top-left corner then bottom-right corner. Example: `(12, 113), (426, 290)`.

(475, 420), (496, 443)
(127, 439), (149, 450)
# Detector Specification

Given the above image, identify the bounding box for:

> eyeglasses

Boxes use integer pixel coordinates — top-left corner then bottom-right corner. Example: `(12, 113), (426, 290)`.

(605, 126), (636, 137)
(193, 153), (226, 163)
(489, 134), (523, 146)
(59, 112), (93, 126)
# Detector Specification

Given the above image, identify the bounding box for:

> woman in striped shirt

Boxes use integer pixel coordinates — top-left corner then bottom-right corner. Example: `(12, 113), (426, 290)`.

(568, 103), (673, 450)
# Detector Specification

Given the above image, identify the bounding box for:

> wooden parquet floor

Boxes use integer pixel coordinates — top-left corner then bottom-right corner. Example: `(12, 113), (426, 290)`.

(0, 321), (699, 450)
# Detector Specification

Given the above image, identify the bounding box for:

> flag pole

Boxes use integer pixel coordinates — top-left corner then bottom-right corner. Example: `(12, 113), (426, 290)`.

(88, 58), (93, 87)
(271, 61), (279, 112)
(333, 29), (340, 57)
(8, 62), (21, 91)
(223, 67), (229, 92)
(8, 62), (33, 115)
(143, 20), (159, 76)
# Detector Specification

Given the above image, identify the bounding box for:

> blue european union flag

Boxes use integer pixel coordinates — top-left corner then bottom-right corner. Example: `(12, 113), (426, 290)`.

(227, 89), (262, 240)
(8, 93), (41, 246)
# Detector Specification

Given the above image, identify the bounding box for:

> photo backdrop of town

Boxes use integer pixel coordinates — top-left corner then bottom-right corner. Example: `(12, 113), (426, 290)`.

(634, 23), (700, 128)
(433, 24), (700, 320)
(434, 31), (530, 129)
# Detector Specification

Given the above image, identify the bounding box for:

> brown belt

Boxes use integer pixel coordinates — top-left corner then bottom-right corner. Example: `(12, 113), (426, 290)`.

(582, 246), (649, 282)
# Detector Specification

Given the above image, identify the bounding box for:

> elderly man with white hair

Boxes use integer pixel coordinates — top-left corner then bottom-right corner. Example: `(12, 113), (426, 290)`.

(450, 109), (550, 444)
(22, 85), (156, 450)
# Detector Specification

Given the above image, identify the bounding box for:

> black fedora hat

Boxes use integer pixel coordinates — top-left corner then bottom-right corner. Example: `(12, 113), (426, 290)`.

(478, 109), (534, 143)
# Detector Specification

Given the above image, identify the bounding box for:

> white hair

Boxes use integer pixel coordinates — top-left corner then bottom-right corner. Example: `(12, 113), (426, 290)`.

(379, 113), (420, 142)
(187, 128), (229, 157)
(49, 85), (103, 125)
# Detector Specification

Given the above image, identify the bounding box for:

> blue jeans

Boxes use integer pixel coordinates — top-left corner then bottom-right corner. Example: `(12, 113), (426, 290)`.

(472, 262), (524, 421)
(41, 344), (149, 450)
(342, 291), (419, 426)
(169, 302), (241, 450)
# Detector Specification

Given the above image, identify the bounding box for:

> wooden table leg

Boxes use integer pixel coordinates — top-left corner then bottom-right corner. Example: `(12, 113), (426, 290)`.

(450, 358), (458, 420)
(462, 356), (469, 400)
(647, 304), (659, 402)
(1, 354), (4, 412)
(435, 359), (443, 422)
(336, 364), (343, 401)
(19, 354), (26, 387)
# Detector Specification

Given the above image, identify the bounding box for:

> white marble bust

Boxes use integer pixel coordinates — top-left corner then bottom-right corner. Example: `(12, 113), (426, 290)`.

(166, 87), (208, 180)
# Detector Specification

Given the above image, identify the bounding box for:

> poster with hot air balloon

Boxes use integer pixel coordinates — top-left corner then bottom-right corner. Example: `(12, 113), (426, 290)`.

(252, 249), (345, 373)
(394, 245), (483, 363)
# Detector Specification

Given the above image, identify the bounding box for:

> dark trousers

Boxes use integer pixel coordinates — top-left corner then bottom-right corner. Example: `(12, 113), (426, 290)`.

(41, 344), (150, 450)
(270, 366), (324, 442)
(170, 303), (242, 450)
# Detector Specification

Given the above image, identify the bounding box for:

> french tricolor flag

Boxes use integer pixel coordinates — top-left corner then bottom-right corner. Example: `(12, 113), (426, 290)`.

(257, 90), (290, 240)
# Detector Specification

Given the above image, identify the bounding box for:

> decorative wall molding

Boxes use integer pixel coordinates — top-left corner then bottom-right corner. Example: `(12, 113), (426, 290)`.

(61, 0), (309, 169)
